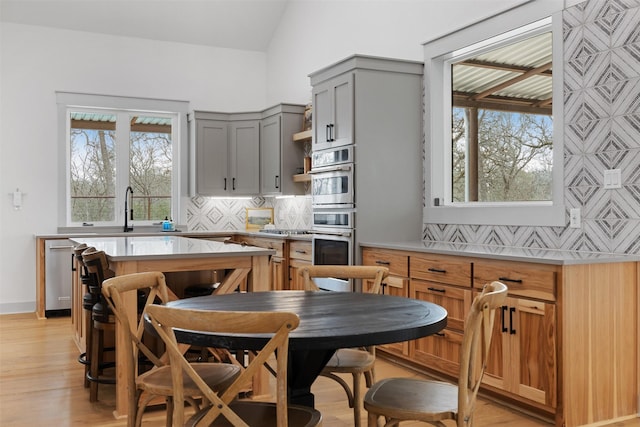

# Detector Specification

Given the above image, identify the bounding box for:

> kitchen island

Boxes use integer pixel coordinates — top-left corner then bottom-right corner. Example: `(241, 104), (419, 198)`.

(68, 235), (274, 419)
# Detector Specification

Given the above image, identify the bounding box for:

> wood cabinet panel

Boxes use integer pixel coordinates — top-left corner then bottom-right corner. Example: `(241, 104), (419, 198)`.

(362, 248), (408, 277)
(483, 295), (557, 407)
(474, 260), (557, 302)
(410, 254), (471, 287)
(412, 328), (464, 378)
(289, 241), (312, 263)
(411, 279), (471, 331)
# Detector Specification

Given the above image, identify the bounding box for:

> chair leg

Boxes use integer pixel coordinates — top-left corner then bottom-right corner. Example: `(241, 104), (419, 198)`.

(365, 367), (375, 387)
(83, 313), (93, 388)
(89, 327), (102, 402)
(165, 397), (174, 427)
(353, 372), (363, 427)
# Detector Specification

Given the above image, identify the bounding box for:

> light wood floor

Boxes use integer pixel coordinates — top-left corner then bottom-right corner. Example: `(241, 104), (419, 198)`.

(0, 313), (637, 426)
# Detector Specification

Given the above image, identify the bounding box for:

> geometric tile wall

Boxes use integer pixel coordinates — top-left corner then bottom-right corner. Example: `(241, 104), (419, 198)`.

(186, 195), (312, 231)
(424, 0), (640, 255)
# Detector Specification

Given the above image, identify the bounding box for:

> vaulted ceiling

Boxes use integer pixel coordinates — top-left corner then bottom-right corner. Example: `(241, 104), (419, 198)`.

(0, 0), (289, 51)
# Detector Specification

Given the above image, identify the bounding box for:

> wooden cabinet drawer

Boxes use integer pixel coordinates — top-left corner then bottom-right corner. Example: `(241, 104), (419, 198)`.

(238, 236), (284, 258)
(410, 254), (471, 287)
(411, 327), (463, 378)
(411, 279), (471, 332)
(362, 248), (408, 277)
(473, 260), (557, 302)
(289, 241), (312, 262)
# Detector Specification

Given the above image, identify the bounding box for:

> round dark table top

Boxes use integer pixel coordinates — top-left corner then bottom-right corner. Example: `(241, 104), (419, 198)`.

(167, 290), (448, 351)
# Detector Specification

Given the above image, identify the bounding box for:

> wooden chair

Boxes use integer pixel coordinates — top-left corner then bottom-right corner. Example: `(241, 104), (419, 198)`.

(146, 304), (322, 427)
(363, 281), (508, 427)
(101, 272), (241, 427)
(299, 265), (389, 427)
(81, 247), (117, 402)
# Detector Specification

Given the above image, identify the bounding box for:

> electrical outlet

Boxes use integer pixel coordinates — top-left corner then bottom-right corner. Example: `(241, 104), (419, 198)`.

(569, 208), (581, 228)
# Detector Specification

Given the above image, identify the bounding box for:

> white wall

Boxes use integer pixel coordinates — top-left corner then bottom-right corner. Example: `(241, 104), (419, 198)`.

(265, 0), (530, 104)
(0, 0), (532, 313)
(0, 22), (267, 313)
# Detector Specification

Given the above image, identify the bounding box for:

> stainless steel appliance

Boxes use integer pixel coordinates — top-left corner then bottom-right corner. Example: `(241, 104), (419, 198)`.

(311, 205), (355, 292)
(309, 146), (354, 208)
(45, 239), (73, 317)
(310, 144), (356, 291)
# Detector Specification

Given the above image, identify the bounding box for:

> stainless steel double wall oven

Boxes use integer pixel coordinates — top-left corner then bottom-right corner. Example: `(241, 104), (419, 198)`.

(310, 145), (355, 291)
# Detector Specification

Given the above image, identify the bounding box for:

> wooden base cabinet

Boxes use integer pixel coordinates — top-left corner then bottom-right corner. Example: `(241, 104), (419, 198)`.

(474, 259), (558, 409)
(233, 235), (286, 291)
(360, 245), (639, 427)
(288, 240), (312, 290)
(362, 248), (410, 356)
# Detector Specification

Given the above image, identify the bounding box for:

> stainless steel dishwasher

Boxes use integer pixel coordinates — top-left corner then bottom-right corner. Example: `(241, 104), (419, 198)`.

(45, 239), (74, 317)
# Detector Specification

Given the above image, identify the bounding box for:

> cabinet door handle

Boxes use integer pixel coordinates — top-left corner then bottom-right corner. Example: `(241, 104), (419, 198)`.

(428, 268), (447, 274)
(232, 177), (236, 190)
(501, 306), (508, 333)
(224, 178), (227, 191)
(71, 253), (76, 272)
(330, 124), (335, 141)
(275, 175), (280, 189)
(499, 277), (523, 284)
(375, 260), (390, 265)
(427, 287), (445, 293)
(509, 307), (516, 334)
(326, 124), (331, 142)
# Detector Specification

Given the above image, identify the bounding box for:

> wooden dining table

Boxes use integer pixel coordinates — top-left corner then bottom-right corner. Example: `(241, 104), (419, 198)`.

(165, 290), (448, 408)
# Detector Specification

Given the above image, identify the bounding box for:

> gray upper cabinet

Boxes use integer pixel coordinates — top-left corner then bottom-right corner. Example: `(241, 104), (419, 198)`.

(194, 118), (228, 195)
(260, 104), (305, 196)
(312, 73), (353, 151)
(190, 111), (260, 196)
(229, 119), (260, 195)
(190, 105), (305, 197)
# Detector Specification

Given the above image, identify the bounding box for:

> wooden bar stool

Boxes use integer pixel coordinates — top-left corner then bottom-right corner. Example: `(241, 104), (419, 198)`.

(81, 247), (116, 402)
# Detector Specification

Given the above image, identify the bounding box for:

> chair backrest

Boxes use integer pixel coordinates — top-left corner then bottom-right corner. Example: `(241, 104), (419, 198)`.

(457, 281), (508, 427)
(146, 304), (300, 427)
(299, 265), (389, 294)
(102, 272), (171, 427)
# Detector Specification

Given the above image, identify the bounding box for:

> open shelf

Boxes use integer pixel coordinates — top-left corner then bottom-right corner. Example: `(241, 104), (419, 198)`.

(292, 173), (311, 183)
(293, 129), (312, 142)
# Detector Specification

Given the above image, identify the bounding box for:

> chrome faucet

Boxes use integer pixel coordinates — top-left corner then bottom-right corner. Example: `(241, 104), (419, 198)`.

(123, 186), (134, 232)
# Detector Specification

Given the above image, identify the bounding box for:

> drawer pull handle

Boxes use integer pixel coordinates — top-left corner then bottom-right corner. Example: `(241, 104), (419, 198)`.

(295, 250), (307, 254)
(501, 306), (508, 333)
(509, 307), (516, 334)
(375, 260), (391, 265)
(428, 268), (447, 274)
(499, 277), (523, 283)
(434, 332), (446, 337)
(427, 287), (445, 293)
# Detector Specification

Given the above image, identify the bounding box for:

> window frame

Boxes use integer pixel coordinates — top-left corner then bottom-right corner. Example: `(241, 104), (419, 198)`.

(57, 92), (189, 227)
(423, 2), (565, 226)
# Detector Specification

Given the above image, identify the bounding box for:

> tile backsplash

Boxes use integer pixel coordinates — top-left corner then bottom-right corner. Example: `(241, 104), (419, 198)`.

(186, 196), (312, 231)
(424, 0), (640, 255)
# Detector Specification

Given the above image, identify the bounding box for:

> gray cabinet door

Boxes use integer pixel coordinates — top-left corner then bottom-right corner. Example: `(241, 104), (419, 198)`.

(312, 73), (353, 151)
(229, 120), (260, 195)
(196, 119), (228, 195)
(260, 115), (281, 194)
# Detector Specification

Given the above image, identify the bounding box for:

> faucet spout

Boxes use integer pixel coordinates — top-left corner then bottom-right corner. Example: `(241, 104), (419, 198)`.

(123, 186), (134, 232)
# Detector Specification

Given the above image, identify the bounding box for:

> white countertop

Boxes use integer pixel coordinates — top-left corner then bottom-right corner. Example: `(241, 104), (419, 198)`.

(69, 235), (275, 261)
(360, 240), (640, 265)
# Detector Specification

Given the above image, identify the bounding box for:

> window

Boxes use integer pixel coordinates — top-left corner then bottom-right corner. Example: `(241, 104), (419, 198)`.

(424, 2), (565, 226)
(57, 93), (188, 227)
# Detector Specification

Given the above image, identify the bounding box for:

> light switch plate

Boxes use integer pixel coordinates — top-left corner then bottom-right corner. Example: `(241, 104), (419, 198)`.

(603, 169), (622, 189)
(570, 208), (581, 228)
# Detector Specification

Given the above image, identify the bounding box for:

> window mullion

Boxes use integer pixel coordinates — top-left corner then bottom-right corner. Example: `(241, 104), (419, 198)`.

(115, 112), (131, 226)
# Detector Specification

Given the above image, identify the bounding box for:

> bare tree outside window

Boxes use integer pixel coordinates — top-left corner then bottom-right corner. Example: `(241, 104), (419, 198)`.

(452, 108), (553, 202)
(69, 112), (173, 223)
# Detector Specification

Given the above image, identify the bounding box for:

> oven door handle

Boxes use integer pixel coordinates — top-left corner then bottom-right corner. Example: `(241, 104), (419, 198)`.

(307, 164), (352, 174)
